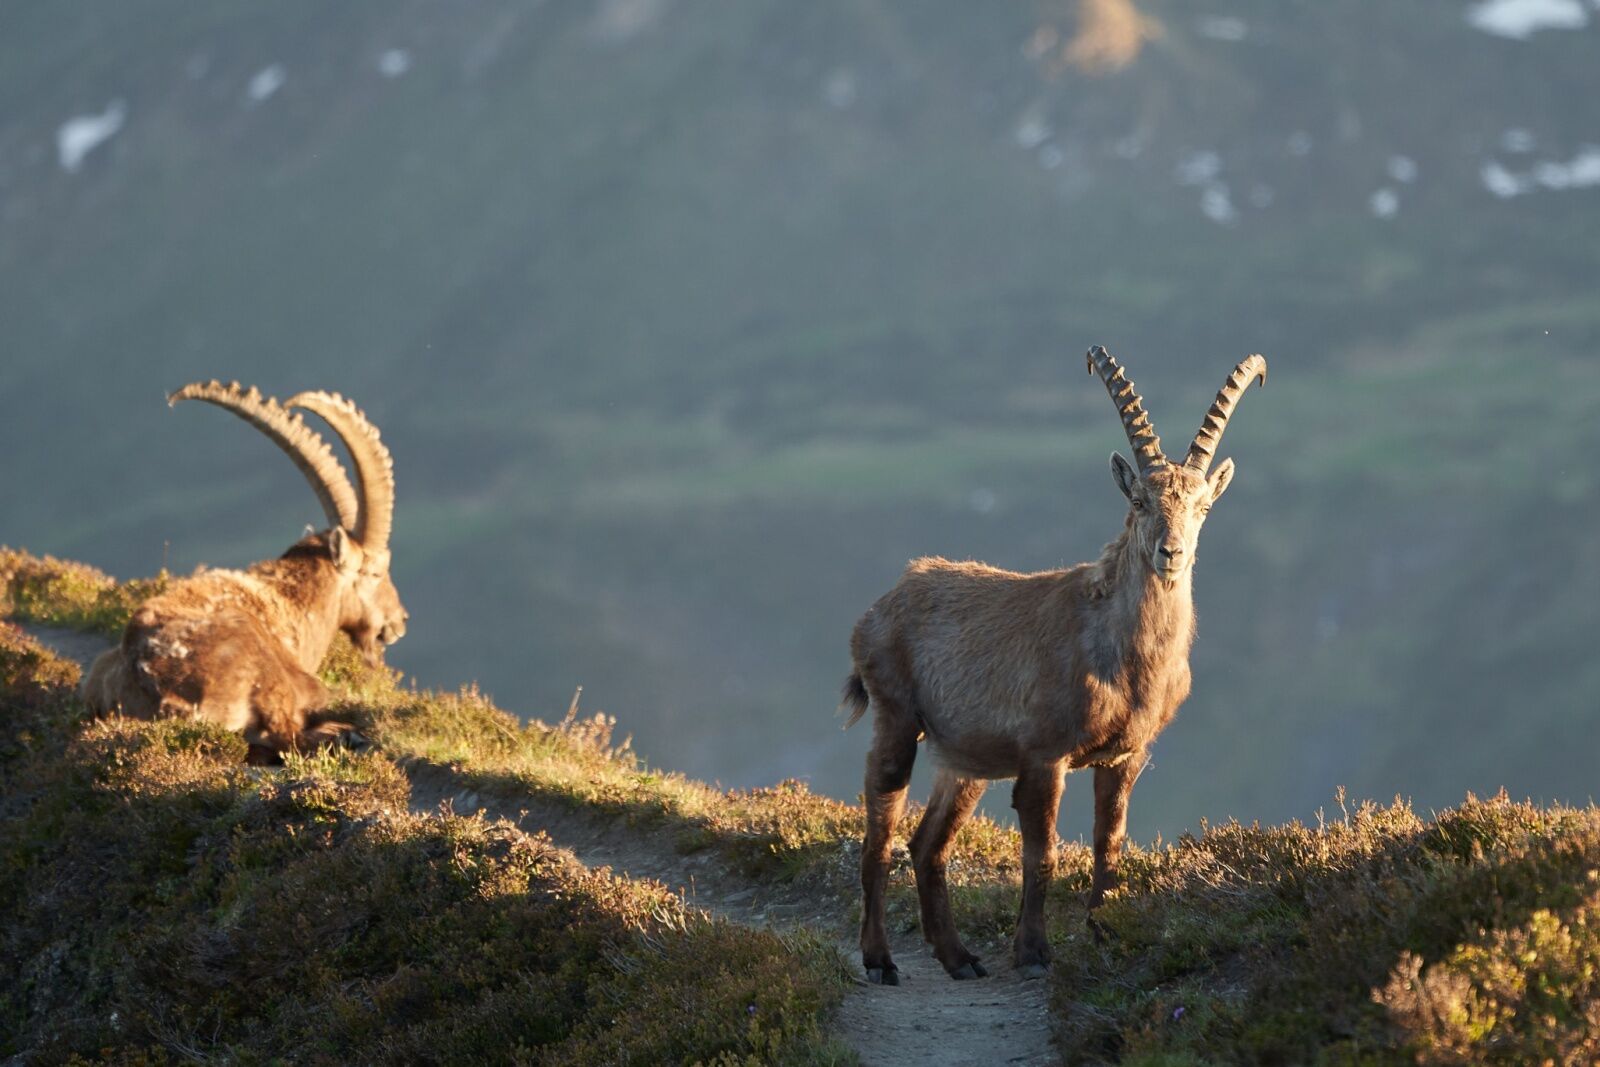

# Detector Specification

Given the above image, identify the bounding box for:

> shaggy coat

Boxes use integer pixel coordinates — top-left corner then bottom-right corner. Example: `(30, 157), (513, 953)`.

(82, 383), (406, 761)
(844, 347), (1266, 985)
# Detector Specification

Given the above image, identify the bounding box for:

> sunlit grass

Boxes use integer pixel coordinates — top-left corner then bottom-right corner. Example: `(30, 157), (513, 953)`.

(0, 547), (166, 636)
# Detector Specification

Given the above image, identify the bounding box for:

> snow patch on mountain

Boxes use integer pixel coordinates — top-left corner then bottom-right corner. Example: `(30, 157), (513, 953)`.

(57, 100), (127, 173)
(1466, 0), (1587, 39)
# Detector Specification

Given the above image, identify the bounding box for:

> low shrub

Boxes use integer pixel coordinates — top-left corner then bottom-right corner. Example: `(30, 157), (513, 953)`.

(1049, 793), (1600, 1065)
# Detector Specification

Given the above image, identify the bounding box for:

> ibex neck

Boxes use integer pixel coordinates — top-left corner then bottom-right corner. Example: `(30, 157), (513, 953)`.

(1095, 530), (1196, 658)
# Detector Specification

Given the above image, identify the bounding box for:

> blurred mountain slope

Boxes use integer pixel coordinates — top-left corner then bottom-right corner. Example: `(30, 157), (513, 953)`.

(2, 0), (1597, 836)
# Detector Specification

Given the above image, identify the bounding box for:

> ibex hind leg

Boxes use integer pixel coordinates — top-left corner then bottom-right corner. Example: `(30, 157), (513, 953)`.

(859, 684), (920, 986)
(250, 660), (340, 761)
(909, 767), (989, 979)
(247, 719), (352, 765)
(300, 714), (360, 751)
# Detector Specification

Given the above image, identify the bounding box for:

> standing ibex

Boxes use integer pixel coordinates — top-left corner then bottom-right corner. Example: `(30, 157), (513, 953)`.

(843, 346), (1266, 984)
(82, 382), (407, 761)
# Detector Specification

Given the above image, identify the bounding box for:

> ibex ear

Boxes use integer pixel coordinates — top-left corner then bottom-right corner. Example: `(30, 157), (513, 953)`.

(1207, 458), (1236, 502)
(327, 526), (358, 571)
(1110, 452), (1139, 500)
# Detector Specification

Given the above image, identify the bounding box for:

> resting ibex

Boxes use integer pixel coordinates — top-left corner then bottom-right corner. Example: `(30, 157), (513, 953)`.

(83, 382), (407, 761)
(843, 346), (1266, 984)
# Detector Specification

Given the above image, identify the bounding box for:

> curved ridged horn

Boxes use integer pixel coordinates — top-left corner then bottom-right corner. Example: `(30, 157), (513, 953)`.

(169, 380), (359, 531)
(1086, 345), (1167, 476)
(1185, 354), (1267, 472)
(287, 391), (395, 551)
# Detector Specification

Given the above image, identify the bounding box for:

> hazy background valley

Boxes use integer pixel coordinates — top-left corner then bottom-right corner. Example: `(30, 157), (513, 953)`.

(3, 0), (1597, 841)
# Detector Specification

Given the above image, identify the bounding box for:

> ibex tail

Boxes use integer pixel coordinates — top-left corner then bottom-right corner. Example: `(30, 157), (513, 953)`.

(840, 673), (869, 729)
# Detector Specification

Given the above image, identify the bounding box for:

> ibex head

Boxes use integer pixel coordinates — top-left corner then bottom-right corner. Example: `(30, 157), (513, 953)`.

(1087, 346), (1266, 581)
(169, 382), (409, 666)
(321, 526), (406, 666)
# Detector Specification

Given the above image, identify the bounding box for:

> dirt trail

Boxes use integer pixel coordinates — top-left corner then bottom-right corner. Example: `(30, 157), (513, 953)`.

(404, 760), (1059, 1067)
(21, 625), (1059, 1067)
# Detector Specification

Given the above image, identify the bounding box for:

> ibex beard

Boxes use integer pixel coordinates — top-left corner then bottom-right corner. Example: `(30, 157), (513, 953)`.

(842, 346), (1266, 985)
(82, 382), (408, 763)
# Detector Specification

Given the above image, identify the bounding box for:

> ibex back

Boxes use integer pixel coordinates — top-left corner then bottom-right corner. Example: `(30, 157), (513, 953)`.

(843, 346), (1267, 984)
(82, 383), (407, 762)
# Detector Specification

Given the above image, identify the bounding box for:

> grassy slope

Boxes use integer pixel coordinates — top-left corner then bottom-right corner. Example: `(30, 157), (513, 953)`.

(0, 556), (852, 1065)
(5, 550), (1597, 1064)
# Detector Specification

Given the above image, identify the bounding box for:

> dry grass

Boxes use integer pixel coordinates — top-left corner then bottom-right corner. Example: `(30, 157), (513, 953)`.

(1064, 0), (1162, 74)
(344, 655), (1022, 888)
(0, 547), (166, 636)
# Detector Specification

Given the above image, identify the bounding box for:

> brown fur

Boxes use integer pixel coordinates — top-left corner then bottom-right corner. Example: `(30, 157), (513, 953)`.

(83, 530), (405, 759)
(83, 382), (409, 758)
(846, 380), (1260, 985)
(83, 384), (407, 759)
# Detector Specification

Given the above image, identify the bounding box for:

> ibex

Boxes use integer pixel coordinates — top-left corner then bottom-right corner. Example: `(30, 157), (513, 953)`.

(82, 382), (407, 761)
(843, 346), (1266, 984)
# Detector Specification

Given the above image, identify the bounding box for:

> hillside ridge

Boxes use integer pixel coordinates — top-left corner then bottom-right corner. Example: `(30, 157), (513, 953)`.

(14, 615), (1056, 1067)
(3, 547), (1598, 1064)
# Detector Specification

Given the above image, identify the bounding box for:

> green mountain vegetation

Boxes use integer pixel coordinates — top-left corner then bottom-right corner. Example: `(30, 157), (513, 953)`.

(2, 2), (1597, 843)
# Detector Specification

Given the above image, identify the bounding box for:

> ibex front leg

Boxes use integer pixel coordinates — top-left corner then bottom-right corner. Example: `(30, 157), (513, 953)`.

(1090, 757), (1141, 910)
(860, 699), (919, 985)
(1012, 758), (1065, 978)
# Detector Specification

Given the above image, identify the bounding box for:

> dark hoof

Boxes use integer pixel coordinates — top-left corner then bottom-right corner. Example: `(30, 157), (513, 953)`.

(866, 966), (900, 986)
(246, 744), (282, 766)
(1018, 962), (1051, 981)
(950, 960), (988, 980)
